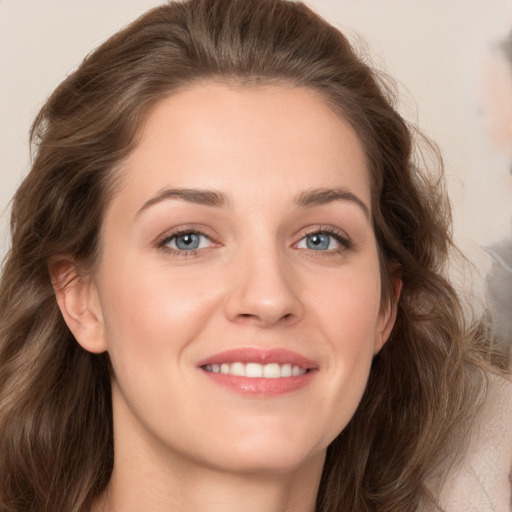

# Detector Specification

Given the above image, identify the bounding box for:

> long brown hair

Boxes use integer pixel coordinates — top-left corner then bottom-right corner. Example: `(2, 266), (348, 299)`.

(0, 1), (501, 510)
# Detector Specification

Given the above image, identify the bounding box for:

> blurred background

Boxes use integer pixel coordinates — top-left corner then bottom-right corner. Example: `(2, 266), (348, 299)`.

(1, 0), (511, 340)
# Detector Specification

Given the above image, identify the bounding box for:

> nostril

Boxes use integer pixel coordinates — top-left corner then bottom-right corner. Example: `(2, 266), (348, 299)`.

(233, 313), (261, 325)
(278, 313), (295, 323)
(232, 311), (297, 327)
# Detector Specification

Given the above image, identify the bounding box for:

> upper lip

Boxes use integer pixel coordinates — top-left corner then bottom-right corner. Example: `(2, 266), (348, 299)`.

(196, 348), (318, 370)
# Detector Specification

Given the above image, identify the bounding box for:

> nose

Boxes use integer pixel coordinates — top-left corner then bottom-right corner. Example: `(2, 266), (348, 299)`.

(224, 245), (304, 328)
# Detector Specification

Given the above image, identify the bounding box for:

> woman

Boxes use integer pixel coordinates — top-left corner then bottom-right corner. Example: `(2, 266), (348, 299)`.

(0, 1), (506, 511)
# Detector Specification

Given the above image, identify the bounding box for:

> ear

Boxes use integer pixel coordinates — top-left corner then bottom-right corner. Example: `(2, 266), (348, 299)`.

(49, 257), (107, 354)
(374, 278), (402, 354)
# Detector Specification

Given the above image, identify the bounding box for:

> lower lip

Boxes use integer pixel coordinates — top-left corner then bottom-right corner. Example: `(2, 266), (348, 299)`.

(201, 370), (316, 396)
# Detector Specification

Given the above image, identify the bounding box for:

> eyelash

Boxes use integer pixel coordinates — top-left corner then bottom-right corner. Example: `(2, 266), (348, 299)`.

(297, 226), (352, 254)
(156, 225), (352, 257)
(156, 227), (217, 257)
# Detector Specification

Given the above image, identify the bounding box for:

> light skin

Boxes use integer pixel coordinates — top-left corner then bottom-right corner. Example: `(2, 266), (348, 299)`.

(51, 82), (399, 512)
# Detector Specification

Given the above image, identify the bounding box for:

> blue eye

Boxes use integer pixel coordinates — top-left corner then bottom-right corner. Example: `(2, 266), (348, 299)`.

(306, 233), (331, 250)
(160, 231), (212, 252)
(174, 233), (201, 250)
(296, 231), (346, 251)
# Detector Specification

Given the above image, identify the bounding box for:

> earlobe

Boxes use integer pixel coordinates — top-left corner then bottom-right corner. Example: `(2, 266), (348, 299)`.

(49, 257), (107, 354)
(374, 278), (402, 354)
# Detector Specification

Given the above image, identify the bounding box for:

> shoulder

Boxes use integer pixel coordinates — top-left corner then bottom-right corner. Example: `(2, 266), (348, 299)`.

(436, 373), (512, 512)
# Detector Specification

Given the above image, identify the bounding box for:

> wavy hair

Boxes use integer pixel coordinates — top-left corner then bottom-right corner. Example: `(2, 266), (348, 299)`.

(0, 1), (500, 510)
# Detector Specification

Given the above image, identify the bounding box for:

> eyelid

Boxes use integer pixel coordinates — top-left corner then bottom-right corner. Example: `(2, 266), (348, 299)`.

(155, 224), (219, 255)
(294, 225), (353, 251)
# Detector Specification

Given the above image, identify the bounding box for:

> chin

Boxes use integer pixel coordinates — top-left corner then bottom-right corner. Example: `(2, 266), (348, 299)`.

(206, 446), (325, 476)
(194, 421), (331, 476)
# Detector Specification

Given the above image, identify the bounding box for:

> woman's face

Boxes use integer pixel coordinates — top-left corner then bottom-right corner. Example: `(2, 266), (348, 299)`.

(77, 83), (397, 475)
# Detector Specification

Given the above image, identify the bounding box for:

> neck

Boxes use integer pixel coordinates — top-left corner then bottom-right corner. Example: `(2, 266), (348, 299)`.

(94, 450), (325, 512)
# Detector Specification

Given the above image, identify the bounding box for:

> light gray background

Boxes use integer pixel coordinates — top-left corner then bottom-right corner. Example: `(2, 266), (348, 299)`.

(1, 0), (511, 302)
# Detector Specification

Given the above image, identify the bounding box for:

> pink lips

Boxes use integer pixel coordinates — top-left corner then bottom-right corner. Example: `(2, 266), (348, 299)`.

(197, 348), (316, 368)
(197, 348), (318, 396)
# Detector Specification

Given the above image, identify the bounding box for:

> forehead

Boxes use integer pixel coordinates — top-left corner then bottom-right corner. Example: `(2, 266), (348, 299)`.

(113, 82), (371, 213)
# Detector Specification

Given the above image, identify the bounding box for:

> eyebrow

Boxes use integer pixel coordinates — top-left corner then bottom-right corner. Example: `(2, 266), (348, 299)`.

(136, 186), (370, 220)
(136, 188), (229, 216)
(293, 187), (370, 219)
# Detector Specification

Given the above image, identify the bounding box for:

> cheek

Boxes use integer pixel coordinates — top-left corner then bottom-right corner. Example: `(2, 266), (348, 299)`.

(300, 257), (383, 436)
(96, 258), (221, 371)
(313, 257), (383, 348)
(325, 284), (381, 377)
(95, 261), (226, 439)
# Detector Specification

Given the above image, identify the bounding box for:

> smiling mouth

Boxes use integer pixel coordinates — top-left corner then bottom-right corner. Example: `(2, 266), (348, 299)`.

(202, 362), (308, 378)
(197, 348), (317, 395)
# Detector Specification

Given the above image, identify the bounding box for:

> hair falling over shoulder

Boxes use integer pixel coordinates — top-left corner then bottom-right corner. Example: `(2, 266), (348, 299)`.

(0, 1), (505, 511)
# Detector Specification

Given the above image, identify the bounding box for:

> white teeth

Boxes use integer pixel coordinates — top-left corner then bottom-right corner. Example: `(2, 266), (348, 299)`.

(204, 362), (307, 378)
(231, 362), (245, 376)
(263, 363), (280, 378)
(281, 363), (292, 377)
(245, 362), (263, 378)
